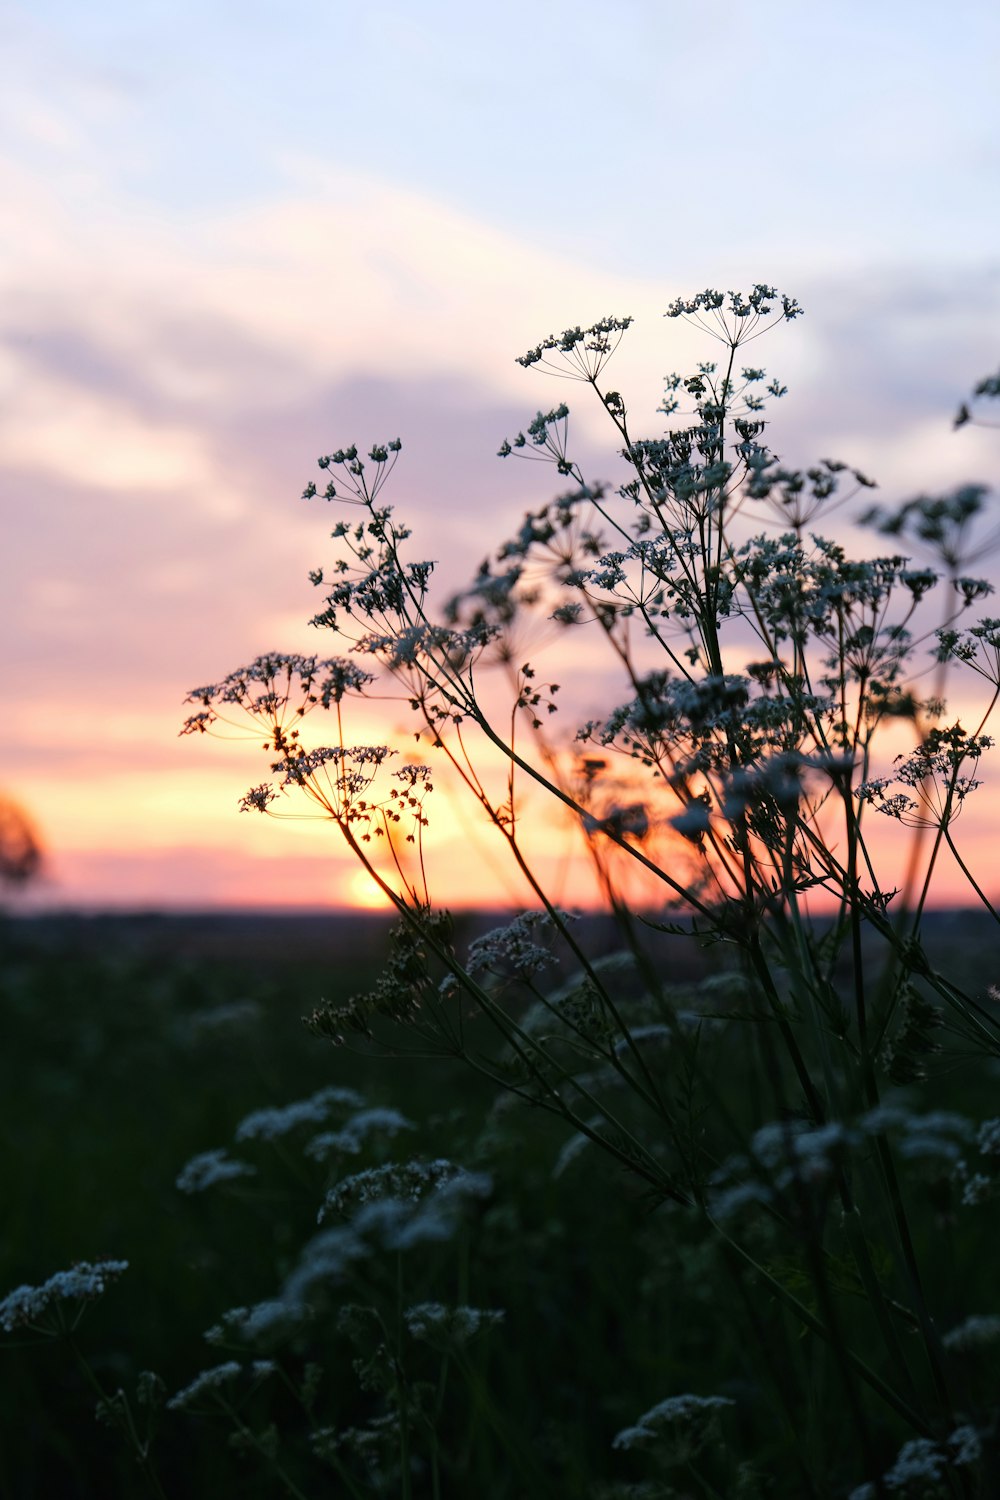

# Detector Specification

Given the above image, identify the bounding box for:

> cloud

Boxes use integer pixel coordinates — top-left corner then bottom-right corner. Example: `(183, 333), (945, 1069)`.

(4, 126), (1000, 909)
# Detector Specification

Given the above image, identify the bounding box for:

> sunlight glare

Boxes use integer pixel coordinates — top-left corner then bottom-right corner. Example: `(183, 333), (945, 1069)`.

(345, 869), (393, 910)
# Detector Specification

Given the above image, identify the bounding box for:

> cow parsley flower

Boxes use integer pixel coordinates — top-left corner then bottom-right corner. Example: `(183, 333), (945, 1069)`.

(318, 1157), (467, 1221)
(0, 1260), (129, 1334)
(205, 1299), (310, 1346)
(883, 1437), (947, 1490)
(176, 1149), (256, 1194)
(304, 1106), (415, 1161)
(948, 1425), (982, 1466)
(942, 1313), (1000, 1352)
(167, 1361), (243, 1411)
(466, 910), (574, 979)
(612, 1392), (734, 1464)
(349, 1170), (493, 1251)
(281, 1226), (366, 1305)
(404, 1302), (505, 1348)
(234, 1085), (365, 1143)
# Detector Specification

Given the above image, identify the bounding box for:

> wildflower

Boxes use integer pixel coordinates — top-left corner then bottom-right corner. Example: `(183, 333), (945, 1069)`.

(882, 1436), (947, 1489)
(318, 1157), (467, 1220)
(859, 725), (992, 829)
(515, 316), (633, 380)
(852, 1425), (984, 1497)
(0, 1260), (129, 1334)
(404, 1302), (505, 1348)
(349, 1170), (493, 1251)
(710, 1118), (860, 1220)
(176, 1149), (256, 1194)
(466, 910), (571, 979)
(181, 654), (374, 737)
(166, 1361), (242, 1411)
(612, 1392), (734, 1464)
(942, 1313), (1000, 1352)
(948, 1425), (982, 1466)
(281, 1226), (366, 1305)
(956, 1168), (995, 1206)
(205, 1300), (310, 1346)
(304, 1106), (415, 1161)
(234, 1085), (365, 1143)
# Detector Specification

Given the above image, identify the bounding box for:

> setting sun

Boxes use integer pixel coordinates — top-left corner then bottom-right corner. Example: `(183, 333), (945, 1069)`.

(344, 868), (394, 911)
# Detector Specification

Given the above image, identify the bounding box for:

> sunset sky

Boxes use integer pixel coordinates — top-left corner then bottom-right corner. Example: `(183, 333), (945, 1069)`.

(3, 0), (1000, 912)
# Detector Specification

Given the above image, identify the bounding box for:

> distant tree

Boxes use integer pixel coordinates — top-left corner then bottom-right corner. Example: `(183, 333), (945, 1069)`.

(0, 796), (43, 888)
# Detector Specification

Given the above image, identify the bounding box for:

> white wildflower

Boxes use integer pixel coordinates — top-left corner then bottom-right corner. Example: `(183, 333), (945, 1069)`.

(234, 1085), (365, 1143)
(883, 1436), (947, 1490)
(0, 1260), (129, 1334)
(404, 1302), (504, 1347)
(849, 1430), (976, 1500)
(948, 1424), (982, 1466)
(942, 1313), (1000, 1352)
(167, 1361), (242, 1411)
(709, 1118), (858, 1218)
(466, 910), (574, 979)
(319, 1157), (466, 1221)
(176, 1149), (256, 1194)
(612, 1393), (733, 1464)
(863, 1106), (975, 1164)
(305, 1107), (415, 1162)
(958, 1170), (994, 1206)
(205, 1299), (309, 1346)
(349, 1170), (493, 1251)
(282, 1226), (365, 1304)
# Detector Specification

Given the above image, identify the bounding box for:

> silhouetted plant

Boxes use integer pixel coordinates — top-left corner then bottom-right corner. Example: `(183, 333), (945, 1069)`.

(176, 288), (1000, 1495)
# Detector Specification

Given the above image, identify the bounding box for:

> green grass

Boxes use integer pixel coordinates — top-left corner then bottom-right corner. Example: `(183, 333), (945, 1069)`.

(2, 913), (999, 1498)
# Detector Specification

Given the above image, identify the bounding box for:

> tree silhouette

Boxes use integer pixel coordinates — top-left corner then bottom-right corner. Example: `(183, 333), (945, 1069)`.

(0, 796), (43, 888)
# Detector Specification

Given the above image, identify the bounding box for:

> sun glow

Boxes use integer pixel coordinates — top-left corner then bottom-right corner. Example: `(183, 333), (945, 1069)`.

(345, 869), (394, 911)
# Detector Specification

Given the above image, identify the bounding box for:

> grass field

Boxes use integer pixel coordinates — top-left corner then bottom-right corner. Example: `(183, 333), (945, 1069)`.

(2, 910), (998, 1499)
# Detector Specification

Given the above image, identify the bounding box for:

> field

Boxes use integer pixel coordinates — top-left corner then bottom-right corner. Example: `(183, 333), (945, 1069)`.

(2, 909), (998, 1499)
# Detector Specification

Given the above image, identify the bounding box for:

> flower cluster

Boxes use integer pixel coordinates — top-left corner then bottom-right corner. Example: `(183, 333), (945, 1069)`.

(516, 316), (633, 380)
(166, 1360), (275, 1412)
(0, 1260), (129, 1334)
(859, 725), (993, 828)
(465, 910), (572, 980)
(176, 1148), (256, 1194)
(182, 654), (373, 738)
(234, 1085), (365, 1143)
(403, 1302), (505, 1348)
(612, 1392), (734, 1463)
(304, 1106), (416, 1162)
(319, 1157), (473, 1221)
(849, 1426), (982, 1498)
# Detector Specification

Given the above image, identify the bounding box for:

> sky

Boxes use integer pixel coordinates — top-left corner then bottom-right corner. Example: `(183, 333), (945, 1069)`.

(3, 0), (1000, 912)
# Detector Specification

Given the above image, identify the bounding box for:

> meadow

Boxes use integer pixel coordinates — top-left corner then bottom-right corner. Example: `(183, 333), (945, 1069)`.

(1, 909), (998, 1499)
(6, 287), (1000, 1498)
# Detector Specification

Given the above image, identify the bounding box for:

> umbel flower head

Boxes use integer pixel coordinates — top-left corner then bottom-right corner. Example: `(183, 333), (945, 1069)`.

(612, 1392), (734, 1465)
(0, 1260), (129, 1334)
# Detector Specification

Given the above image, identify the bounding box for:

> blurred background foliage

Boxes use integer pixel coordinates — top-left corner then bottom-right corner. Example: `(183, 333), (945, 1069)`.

(1, 912), (997, 1497)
